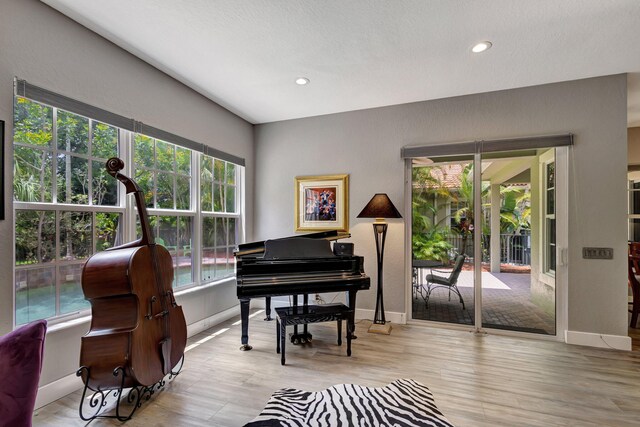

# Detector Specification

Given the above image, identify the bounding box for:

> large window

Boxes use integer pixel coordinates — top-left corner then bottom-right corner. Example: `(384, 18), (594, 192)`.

(201, 155), (239, 281)
(14, 97), (123, 325)
(134, 135), (194, 287)
(13, 95), (244, 326)
(134, 135), (191, 210)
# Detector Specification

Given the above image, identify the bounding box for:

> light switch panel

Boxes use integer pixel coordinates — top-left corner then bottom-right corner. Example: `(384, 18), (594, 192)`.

(582, 247), (613, 259)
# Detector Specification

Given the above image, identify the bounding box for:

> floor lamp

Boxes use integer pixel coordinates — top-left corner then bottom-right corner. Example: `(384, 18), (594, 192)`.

(357, 193), (402, 334)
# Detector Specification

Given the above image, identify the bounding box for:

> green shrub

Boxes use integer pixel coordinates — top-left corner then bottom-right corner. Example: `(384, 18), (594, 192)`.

(412, 230), (452, 263)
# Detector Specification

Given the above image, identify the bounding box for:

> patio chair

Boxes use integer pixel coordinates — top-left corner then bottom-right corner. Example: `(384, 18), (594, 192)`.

(423, 254), (466, 310)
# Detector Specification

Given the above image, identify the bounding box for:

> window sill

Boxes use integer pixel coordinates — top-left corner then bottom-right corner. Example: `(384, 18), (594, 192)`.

(41, 277), (236, 334)
(175, 276), (236, 297)
(46, 315), (91, 334)
(539, 272), (556, 287)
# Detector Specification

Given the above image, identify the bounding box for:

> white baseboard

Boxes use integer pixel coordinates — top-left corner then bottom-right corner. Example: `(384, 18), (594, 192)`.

(565, 330), (631, 351)
(35, 305), (241, 410)
(355, 309), (406, 324)
(34, 372), (83, 410)
(186, 305), (240, 337)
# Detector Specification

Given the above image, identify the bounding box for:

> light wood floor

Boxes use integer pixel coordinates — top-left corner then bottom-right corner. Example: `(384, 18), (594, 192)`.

(34, 311), (640, 426)
(631, 330), (640, 352)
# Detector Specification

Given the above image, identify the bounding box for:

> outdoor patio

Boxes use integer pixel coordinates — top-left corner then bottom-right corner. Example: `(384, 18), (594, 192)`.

(412, 269), (556, 335)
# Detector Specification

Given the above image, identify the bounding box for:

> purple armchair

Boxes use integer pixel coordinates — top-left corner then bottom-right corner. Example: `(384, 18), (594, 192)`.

(0, 320), (47, 427)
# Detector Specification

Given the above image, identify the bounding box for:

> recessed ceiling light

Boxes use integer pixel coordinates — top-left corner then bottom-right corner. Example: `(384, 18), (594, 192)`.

(471, 41), (492, 53)
(295, 77), (310, 85)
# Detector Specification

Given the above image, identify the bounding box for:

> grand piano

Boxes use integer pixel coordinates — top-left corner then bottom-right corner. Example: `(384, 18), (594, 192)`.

(234, 231), (370, 350)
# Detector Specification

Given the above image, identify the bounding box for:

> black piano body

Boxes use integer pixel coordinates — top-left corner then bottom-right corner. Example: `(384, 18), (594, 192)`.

(235, 231), (370, 350)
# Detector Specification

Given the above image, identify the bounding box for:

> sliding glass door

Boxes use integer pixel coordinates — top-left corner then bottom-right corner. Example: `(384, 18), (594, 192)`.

(411, 155), (475, 326)
(479, 149), (556, 335)
(410, 144), (565, 336)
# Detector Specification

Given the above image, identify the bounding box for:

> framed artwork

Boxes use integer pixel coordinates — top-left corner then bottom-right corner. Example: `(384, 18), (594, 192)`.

(295, 174), (349, 232)
(0, 120), (4, 221)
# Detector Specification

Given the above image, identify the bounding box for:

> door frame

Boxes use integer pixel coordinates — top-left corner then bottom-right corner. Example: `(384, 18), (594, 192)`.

(404, 146), (569, 341)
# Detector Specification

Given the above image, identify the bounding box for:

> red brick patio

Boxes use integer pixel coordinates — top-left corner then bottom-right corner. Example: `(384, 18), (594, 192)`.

(411, 268), (556, 335)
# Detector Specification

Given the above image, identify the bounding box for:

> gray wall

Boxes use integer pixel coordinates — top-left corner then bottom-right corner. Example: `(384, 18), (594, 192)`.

(0, 0), (254, 387)
(255, 75), (629, 338)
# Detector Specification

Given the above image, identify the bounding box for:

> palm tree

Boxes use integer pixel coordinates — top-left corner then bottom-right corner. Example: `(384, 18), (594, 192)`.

(499, 186), (531, 234)
(411, 166), (453, 262)
(450, 164), (489, 256)
(414, 162), (532, 264)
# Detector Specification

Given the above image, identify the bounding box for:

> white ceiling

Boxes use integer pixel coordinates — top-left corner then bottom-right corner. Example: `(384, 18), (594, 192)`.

(41, 0), (640, 126)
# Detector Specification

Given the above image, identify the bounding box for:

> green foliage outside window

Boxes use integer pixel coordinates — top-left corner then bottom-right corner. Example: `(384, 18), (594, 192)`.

(200, 155), (237, 213)
(13, 98), (121, 325)
(412, 166), (454, 262)
(14, 96), (242, 325)
(412, 163), (531, 262)
(13, 98), (53, 203)
(134, 134), (192, 210)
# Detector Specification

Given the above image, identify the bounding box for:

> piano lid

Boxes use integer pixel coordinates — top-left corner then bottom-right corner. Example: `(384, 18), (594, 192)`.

(234, 230), (350, 257)
(263, 238), (334, 260)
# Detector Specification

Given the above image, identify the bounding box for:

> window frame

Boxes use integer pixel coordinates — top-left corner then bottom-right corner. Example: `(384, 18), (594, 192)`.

(13, 96), (245, 327)
(13, 98), (126, 326)
(627, 175), (640, 241)
(540, 149), (556, 278)
(199, 152), (242, 284)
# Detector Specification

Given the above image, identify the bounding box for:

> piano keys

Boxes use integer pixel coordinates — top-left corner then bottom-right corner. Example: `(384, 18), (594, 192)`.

(234, 231), (370, 351)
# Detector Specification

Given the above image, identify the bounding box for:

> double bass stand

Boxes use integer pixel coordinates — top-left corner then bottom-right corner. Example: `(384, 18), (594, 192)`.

(76, 357), (184, 422)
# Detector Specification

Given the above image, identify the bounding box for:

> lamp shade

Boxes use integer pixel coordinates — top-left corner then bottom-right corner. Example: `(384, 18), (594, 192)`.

(357, 193), (402, 219)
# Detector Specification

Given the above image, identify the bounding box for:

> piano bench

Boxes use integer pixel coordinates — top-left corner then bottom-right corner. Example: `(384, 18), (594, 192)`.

(275, 303), (354, 365)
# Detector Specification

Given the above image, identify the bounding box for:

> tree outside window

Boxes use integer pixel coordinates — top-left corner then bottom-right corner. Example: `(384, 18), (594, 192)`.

(14, 97), (121, 325)
(14, 96), (244, 326)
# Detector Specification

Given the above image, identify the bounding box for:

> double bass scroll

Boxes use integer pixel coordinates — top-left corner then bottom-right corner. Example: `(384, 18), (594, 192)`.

(79, 157), (187, 390)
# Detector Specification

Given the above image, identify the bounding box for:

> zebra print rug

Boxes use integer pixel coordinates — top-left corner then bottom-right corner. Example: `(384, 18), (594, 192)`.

(245, 378), (453, 427)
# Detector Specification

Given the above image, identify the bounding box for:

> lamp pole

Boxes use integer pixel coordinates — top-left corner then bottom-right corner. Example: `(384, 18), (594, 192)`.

(372, 222), (387, 324)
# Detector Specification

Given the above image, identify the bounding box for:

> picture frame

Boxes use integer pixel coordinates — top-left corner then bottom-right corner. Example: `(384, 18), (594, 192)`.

(0, 120), (4, 221)
(294, 174), (349, 232)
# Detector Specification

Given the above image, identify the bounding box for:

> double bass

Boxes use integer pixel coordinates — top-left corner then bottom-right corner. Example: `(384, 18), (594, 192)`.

(79, 157), (187, 390)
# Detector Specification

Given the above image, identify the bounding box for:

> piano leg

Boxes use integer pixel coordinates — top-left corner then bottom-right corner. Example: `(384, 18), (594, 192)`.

(276, 317), (281, 354)
(280, 317), (287, 365)
(239, 298), (253, 351)
(302, 294), (310, 342)
(347, 290), (358, 340)
(292, 294), (299, 341)
(264, 297), (272, 321)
